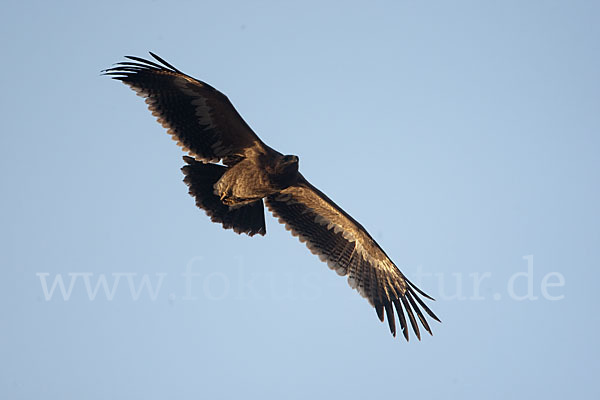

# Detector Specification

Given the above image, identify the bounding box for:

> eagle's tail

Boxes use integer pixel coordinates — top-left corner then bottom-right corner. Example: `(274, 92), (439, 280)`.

(181, 156), (266, 236)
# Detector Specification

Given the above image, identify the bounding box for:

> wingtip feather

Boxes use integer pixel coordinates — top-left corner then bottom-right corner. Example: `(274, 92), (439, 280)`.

(405, 277), (436, 301)
(149, 51), (181, 72)
(384, 303), (396, 337)
(375, 303), (384, 322)
(393, 299), (410, 342)
(401, 295), (421, 341)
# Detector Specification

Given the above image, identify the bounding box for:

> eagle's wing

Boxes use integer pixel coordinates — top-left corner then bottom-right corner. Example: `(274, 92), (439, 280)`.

(265, 176), (440, 340)
(104, 53), (270, 165)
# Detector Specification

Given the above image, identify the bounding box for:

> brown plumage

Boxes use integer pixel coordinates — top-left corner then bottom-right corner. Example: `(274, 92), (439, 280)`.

(104, 52), (441, 340)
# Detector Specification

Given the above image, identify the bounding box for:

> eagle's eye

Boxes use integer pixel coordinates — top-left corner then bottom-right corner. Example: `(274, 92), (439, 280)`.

(283, 155), (299, 164)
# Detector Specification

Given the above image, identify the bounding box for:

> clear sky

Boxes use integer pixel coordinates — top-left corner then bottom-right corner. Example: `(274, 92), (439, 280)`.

(1, 0), (599, 399)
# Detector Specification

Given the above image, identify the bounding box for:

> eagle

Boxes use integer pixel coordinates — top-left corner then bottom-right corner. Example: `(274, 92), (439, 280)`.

(104, 53), (440, 340)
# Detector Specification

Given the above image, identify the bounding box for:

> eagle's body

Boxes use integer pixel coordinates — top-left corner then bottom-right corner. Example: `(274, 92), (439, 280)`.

(105, 53), (440, 340)
(216, 153), (299, 207)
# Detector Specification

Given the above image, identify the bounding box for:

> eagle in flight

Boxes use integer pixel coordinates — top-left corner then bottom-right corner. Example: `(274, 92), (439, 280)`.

(104, 53), (440, 340)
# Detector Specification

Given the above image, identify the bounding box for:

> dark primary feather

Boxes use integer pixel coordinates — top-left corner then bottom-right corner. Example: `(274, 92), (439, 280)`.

(107, 53), (441, 340)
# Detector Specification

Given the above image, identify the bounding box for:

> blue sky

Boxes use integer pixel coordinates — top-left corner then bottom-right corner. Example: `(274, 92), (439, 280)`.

(1, 1), (599, 399)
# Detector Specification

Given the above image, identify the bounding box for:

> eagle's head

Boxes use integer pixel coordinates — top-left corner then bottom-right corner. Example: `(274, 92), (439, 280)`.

(272, 154), (299, 189)
(280, 154), (299, 171)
